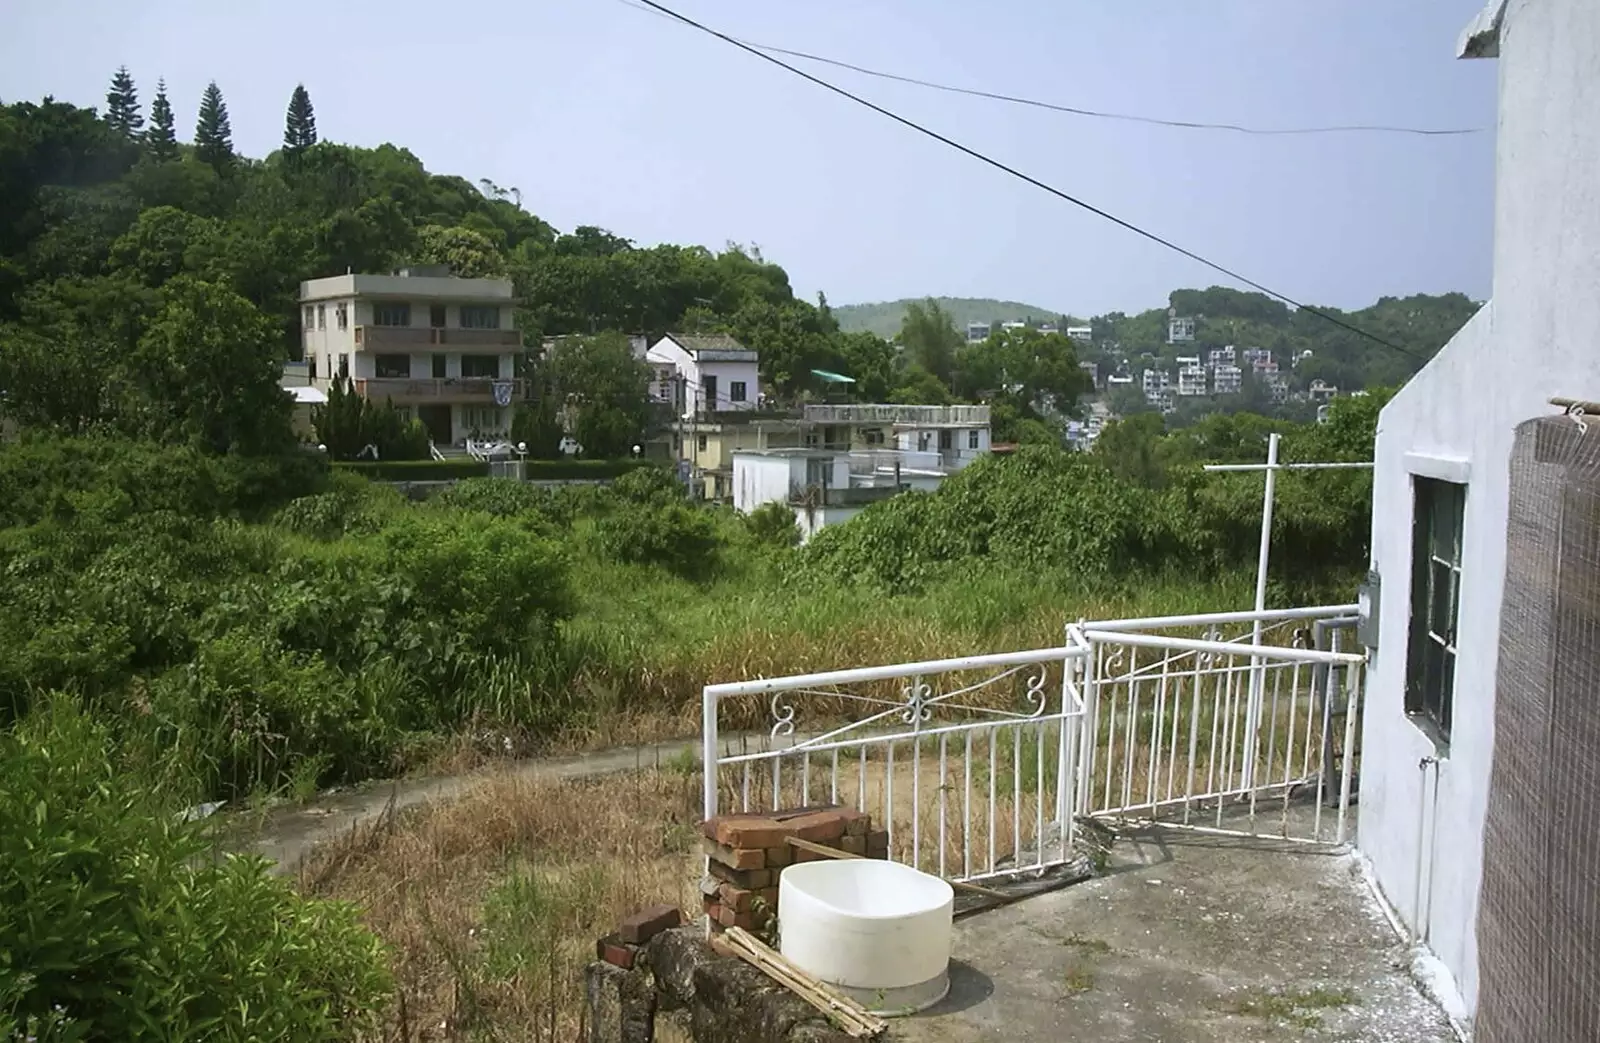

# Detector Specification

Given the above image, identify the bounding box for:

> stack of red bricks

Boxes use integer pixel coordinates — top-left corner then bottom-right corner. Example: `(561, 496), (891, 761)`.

(700, 806), (888, 931)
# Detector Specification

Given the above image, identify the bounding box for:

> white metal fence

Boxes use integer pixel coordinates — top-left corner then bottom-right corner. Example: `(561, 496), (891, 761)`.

(701, 605), (1365, 883)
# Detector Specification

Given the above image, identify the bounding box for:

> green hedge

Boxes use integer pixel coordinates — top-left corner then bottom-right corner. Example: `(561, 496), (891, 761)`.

(334, 459), (658, 482)
(334, 459), (490, 481)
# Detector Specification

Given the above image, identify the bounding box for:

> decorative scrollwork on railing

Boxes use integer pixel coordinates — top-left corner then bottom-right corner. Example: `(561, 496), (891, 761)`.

(770, 692), (796, 738)
(900, 680), (933, 724)
(1196, 626), (1226, 669)
(1292, 627), (1311, 650)
(1021, 667), (1050, 717)
(1102, 645), (1126, 674)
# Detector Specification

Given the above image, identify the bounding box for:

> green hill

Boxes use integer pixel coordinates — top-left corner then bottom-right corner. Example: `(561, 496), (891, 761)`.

(834, 297), (1072, 338)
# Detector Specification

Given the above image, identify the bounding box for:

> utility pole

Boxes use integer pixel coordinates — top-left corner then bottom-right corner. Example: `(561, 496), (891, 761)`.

(1203, 440), (1374, 790)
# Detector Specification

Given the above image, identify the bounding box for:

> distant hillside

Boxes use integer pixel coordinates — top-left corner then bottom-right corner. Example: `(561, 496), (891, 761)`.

(834, 297), (1071, 339)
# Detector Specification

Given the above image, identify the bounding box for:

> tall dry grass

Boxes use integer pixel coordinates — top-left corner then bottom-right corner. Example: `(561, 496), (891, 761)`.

(298, 769), (703, 1042)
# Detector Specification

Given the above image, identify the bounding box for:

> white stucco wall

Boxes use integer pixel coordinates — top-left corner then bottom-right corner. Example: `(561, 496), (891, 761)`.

(1359, 0), (1600, 1018)
(732, 453), (799, 513)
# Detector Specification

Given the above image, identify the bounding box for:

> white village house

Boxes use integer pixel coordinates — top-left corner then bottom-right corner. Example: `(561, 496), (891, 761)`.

(1357, 0), (1600, 1032)
(646, 333), (761, 415)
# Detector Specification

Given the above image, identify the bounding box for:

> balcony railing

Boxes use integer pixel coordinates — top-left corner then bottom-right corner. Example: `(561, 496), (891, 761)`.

(787, 483), (902, 508)
(353, 326), (521, 349)
(354, 377), (526, 403)
(802, 403), (991, 427)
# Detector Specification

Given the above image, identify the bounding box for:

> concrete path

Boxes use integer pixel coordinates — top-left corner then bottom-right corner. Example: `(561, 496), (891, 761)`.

(247, 737), (706, 872)
(900, 826), (1459, 1043)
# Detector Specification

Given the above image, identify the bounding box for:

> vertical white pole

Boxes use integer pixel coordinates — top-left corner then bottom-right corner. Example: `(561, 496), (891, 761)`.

(702, 686), (719, 821)
(1242, 433), (1280, 791)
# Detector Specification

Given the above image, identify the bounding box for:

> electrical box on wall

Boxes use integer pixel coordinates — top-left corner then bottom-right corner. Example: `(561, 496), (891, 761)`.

(1357, 569), (1381, 649)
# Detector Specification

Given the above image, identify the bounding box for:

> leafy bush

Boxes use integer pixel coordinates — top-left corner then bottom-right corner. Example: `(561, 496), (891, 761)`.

(431, 477), (560, 520)
(745, 501), (800, 548)
(0, 437), (327, 529)
(610, 465), (684, 504)
(273, 475), (400, 540)
(0, 700), (393, 1041)
(595, 502), (721, 581)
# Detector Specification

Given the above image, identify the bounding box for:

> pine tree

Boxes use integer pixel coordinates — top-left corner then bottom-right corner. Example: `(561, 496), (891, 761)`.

(105, 66), (143, 138)
(146, 79), (178, 161)
(194, 81), (234, 174)
(283, 84), (318, 157)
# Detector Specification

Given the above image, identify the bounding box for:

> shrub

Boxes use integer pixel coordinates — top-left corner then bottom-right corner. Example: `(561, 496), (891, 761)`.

(0, 699), (393, 1041)
(595, 502), (721, 581)
(431, 477), (562, 523)
(745, 501), (801, 548)
(610, 465), (683, 505)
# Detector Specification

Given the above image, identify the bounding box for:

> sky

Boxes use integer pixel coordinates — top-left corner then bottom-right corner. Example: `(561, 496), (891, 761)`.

(1, 0), (1499, 317)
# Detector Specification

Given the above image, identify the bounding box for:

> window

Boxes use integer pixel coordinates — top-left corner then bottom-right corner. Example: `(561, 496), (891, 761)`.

(460, 305), (500, 330)
(863, 428), (885, 447)
(394, 406), (412, 424)
(307, 355), (317, 380)
(316, 304), (326, 330)
(938, 429), (953, 451)
(969, 430), (981, 450)
(375, 354), (411, 379)
(336, 303), (348, 331)
(373, 302), (411, 327)
(429, 304), (447, 328)
(337, 353), (350, 379)
(303, 305), (315, 328)
(1406, 477), (1466, 745)
(729, 380), (747, 403)
(462, 406), (502, 433)
(702, 375), (719, 410)
(432, 354), (448, 379)
(697, 434), (708, 452)
(460, 354), (500, 378)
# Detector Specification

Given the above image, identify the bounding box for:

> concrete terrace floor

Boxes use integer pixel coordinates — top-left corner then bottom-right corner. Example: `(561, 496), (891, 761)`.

(897, 825), (1457, 1043)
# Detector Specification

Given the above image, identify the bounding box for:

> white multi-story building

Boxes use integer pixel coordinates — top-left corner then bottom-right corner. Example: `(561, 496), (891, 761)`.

(966, 322), (991, 344)
(1208, 345), (1236, 368)
(1212, 364), (1244, 396)
(1142, 368), (1171, 401)
(1167, 311), (1196, 343)
(1309, 379), (1338, 402)
(646, 334), (761, 416)
(1242, 347), (1273, 370)
(731, 404), (991, 542)
(298, 265), (523, 446)
(1065, 326), (1093, 343)
(1176, 356), (1207, 397)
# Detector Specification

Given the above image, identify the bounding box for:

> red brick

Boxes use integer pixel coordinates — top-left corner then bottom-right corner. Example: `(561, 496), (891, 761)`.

(838, 834), (868, 856)
(618, 904), (681, 945)
(703, 839), (765, 871)
(707, 862), (772, 889)
(790, 810), (849, 843)
(764, 845), (793, 868)
(717, 883), (755, 913)
(596, 933), (638, 970)
(725, 907), (759, 931)
(842, 810), (871, 836)
(714, 817), (791, 850)
(717, 903), (739, 928)
(867, 830), (890, 857)
(758, 886), (780, 910)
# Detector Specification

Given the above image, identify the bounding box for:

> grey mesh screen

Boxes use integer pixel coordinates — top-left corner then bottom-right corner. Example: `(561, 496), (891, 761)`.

(1476, 414), (1600, 1043)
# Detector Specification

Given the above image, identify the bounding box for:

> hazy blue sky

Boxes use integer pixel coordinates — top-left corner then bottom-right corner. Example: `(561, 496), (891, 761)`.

(2, 1), (1498, 316)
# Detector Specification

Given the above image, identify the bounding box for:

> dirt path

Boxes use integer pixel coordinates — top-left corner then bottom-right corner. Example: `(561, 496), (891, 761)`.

(249, 736), (709, 873)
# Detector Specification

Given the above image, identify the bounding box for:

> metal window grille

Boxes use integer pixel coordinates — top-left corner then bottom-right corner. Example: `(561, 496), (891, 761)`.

(1405, 476), (1465, 744)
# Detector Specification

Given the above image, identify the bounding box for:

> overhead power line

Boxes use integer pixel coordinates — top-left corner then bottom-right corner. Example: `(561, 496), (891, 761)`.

(621, 0), (1428, 362)
(616, 0), (1483, 138)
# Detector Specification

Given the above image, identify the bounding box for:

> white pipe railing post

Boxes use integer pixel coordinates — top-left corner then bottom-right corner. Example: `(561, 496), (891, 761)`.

(1241, 433), (1280, 791)
(702, 686), (719, 821)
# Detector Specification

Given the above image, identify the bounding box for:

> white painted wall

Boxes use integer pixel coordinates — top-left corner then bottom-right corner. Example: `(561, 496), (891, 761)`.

(1359, 0), (1600, 1018)
(646, 337), (761, 414)
(795, 504), (864, 544)
(733, 453), (801, 513)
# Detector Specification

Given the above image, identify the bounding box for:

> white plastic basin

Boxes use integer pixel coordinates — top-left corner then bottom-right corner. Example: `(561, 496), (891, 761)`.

(778, 859), (954, 1015)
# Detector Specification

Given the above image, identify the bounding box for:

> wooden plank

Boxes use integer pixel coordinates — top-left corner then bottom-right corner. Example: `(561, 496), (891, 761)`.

(710, 927), (886, 1038)
(785, 836), (1015, 903)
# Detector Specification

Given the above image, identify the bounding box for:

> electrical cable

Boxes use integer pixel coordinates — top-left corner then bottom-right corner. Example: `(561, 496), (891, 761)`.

(622, 0), (1429, 362)
(614, 0), (1483, 138)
